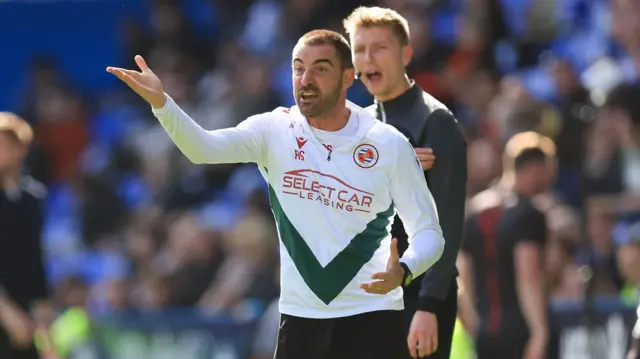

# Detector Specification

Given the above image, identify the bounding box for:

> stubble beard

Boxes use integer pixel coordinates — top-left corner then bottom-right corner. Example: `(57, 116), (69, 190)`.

(297, 77), (343, 118)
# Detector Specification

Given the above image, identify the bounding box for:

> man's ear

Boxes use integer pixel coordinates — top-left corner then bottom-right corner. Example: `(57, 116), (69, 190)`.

(343, 68), (355, 88)
(402, 45), (413, 67)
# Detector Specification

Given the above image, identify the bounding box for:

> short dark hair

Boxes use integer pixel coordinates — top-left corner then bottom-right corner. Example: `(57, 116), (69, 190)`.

(298, 29), (354, 70)
(514, 147), (547, 171)
(503, 131), (555, 173)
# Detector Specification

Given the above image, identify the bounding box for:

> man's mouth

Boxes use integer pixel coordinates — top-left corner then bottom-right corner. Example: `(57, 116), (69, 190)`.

(299, 92), (319, 101)
(365, 71), (382, 82)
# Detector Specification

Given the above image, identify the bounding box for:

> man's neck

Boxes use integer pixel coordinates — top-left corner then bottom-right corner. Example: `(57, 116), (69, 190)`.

(307, 101), (351, 132)
(375, 75), (412, 103)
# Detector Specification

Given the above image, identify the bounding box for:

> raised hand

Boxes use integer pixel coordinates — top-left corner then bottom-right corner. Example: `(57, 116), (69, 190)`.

(360, 238), (404, 294)
(106, 55), (166, 109)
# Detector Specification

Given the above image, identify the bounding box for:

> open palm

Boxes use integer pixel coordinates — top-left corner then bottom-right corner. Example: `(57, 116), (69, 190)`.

(106, 55), (166, 109)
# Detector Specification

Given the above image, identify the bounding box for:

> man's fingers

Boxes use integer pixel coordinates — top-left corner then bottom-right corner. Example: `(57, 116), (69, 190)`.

(416, 153), (436, 161)
(419, 335), (433, 357)
(135, 55), (150, 72)
(107, 68), (136, 86)
(433, 331), (438, 353)
(390, 238), (400, 262)
(359, 281), (392, 294)
(419, 160), (435, 170)
(407, 333), (419, 359)
(418, 332), (438, 357)
(415, 147), (433, 154)
(107, 67), (140, 77)
(371, 272), (391, 281)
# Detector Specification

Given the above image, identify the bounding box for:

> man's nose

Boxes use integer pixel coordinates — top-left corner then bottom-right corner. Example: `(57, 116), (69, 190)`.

(301, 70), (314, 86)
(364, 48), (375, 63)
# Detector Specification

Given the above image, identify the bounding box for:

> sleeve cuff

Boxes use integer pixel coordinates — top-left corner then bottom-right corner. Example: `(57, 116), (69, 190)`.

(417, 296), (444, 313)
(399, 256), (418, 280)
(151, 93), (171, 115)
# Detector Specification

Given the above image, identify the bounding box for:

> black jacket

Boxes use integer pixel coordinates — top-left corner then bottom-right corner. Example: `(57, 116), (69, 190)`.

(0, 176), (49, 311)
(367, 84), (467, 312)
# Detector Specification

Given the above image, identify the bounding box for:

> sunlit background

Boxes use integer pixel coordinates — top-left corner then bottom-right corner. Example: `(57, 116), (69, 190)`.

(1, 0), (640, 358)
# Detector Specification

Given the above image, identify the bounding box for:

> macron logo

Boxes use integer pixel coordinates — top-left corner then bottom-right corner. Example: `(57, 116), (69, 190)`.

(296, 136), (308, 149)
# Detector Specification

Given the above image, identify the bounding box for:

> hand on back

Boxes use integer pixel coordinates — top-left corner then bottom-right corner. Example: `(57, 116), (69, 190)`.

(416, 147), (435, 170)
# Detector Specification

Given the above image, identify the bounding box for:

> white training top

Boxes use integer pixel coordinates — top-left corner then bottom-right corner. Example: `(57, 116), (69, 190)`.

(153, 95), (445, 319)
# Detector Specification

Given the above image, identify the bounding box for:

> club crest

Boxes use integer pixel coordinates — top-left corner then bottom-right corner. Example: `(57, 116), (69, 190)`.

(353, 144), (379, 169)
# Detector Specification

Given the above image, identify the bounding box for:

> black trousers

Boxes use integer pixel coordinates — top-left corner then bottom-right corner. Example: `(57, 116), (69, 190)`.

(0, 329), (39, 359)
(475, 333), (528, 359)
(402, 278), (458, 359)
(274, 310), (410, 359)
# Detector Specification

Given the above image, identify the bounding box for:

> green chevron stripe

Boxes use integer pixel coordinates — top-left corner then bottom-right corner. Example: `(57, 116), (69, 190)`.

(268, 185), (394, 304)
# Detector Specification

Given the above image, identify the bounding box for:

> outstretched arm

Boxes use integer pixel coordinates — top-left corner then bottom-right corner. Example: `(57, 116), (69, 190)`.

(108, 55), (269, 165)
(153, 96), (269, 165)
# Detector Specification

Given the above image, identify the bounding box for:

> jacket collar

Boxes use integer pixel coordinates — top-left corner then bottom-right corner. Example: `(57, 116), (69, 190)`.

(374, 81), (420, 115)
(289, 101), (376, 152)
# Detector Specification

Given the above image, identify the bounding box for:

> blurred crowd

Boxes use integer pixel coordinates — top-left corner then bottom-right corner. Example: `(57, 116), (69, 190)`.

(4, 0), (640, 357)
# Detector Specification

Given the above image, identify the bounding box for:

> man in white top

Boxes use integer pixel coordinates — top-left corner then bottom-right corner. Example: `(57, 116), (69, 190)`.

(107, 29), (445, 359)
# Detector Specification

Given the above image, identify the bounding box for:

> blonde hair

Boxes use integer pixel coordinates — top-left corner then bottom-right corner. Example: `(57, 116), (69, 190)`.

(0, 112), (33, 146)
(502, 131), (556, 173)
(343, 6), (411, 46)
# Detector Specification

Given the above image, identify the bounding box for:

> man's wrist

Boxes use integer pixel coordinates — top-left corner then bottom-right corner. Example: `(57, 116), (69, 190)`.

(417, 296), (444, 313)
(530, 330), (549, 344)
(399, 262), (413, 288)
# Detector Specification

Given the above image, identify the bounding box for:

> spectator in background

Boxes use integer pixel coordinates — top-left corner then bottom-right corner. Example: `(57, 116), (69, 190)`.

(198, 212), (278, 314)
(465, 138), (501, 197)
(460, 132), (555, 359)
(584, 83), (640, 195)
(250, 265), (280, 359)
(545, 206), (584, 300)
(547, 58), (593, 207)
(31, 85), (88, 184)
(0, 112), (51, 359)
(155, 213), (224, 307)
(613, 221), (640, 359)
(583, 197), (626, 296)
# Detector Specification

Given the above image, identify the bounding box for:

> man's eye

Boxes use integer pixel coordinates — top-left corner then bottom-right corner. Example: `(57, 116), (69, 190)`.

(293, 68), (304, 75)
(316, 67), (328, 73)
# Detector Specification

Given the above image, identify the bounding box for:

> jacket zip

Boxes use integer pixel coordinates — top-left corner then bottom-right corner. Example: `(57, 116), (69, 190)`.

(378, 102), (387, 124)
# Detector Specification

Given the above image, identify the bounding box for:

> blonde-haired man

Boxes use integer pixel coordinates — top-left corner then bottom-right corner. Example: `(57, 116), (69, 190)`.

(344, 7), (467, 359)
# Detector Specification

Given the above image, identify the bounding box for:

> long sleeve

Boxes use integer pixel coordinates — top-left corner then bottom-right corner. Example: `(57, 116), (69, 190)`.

(418, 109), (467, 311)
(24, 180), (49, 304)
(391, 137), (445, 278)
(152, 95), (270, 166)
(26, 195), (48, 303)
